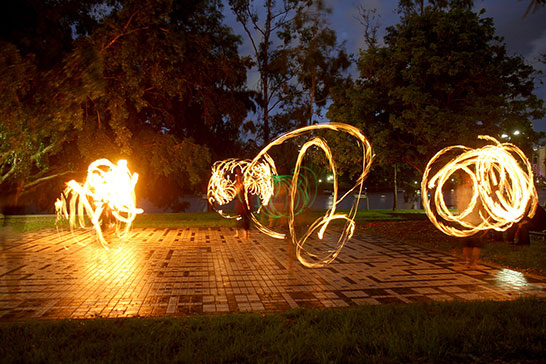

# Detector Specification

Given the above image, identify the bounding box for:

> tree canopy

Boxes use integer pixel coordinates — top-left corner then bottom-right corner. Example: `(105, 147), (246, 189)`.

(274, 1), (350, 130)
(328, 0), (545, 174)
(2, 0), (545, 211)
(1, 0), (253, 209)
(228, 0), (350, 144)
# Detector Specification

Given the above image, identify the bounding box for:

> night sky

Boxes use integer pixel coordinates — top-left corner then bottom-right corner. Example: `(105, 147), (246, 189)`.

(226, 0), (546, 131)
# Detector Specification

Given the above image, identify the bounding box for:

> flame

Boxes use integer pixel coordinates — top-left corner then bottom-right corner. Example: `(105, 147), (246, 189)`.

(55, 159), (143, 248)
(207, 123), (374, 267)
(421, 135), (537, 237)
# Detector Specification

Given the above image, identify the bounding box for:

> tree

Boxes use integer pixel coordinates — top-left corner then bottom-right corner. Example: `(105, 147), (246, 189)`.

(1, 0), (254, 210)
(81, 0), (253, 207)
(275, 1), (350, 128)
(0, 0), (106, 204)
(522, 0), (546, 17)
(228, 0), (313, 144)
(328, 0), (545, 177)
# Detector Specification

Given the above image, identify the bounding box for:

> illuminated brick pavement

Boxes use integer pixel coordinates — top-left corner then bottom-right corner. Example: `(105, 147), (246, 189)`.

(0, 227), (545, 320)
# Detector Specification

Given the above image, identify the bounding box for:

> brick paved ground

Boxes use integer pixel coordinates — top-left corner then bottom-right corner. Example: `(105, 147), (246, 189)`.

(0, 226), (545, 320)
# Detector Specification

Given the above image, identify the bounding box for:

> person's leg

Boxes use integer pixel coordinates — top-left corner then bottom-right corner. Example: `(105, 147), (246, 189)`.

(505, 225), (518, 244)
(516, 225), (530, 245)
(243, 214), (250, 238)
(462, 246), (472, 268)
(470, 247), (481, 268)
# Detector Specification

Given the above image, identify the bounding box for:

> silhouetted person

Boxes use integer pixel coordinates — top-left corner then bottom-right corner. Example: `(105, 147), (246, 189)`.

(513, 205), (546, 245)
(100, 203), (116, 232)
(456, 175), (483, 269)
(268, 181), (288, 229)
(233, 170), (250, 239)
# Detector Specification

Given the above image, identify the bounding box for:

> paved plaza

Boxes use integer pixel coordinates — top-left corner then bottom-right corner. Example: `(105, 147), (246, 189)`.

(1, 226), (545, 320)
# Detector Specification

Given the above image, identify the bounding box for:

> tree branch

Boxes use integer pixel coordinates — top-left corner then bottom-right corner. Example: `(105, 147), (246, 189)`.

(233, 8), (261, 75)
(101, 11), (150, 53)
(246, 6), (265, 37)
(23, 170), (73, 190)
(0, 159), (17, 186)
(0, 141), (62, 186)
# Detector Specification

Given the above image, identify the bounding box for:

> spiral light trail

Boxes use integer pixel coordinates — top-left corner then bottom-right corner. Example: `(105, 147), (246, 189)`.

(208, 123), (374, 267)
(421, 135), (537, 237)
(55, 159), (144, 248)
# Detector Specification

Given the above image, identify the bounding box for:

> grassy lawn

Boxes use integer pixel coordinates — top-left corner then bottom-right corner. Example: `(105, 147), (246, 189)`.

(1, 211), (544, 363)
(1, 209), (425, 232)
(133, 212), (234, 228)
(1, 298), (544, 364)
(0, 214), (59, 233)
(354, 208), (428, 222)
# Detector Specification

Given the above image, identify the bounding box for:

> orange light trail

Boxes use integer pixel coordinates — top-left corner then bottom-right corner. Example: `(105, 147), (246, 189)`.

(208, 123), (374, 267)
(207, 158), (275, 219)
(421, 135), (537, 237)
(55, 159), (143, 248)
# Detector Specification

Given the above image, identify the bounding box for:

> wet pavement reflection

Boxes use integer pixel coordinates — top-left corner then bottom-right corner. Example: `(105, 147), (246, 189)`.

(0, 227), (544, 320)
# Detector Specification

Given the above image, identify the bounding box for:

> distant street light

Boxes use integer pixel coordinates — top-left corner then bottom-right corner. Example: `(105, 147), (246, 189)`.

(501, 133), (509, 139)
(514, 130), (521, 135)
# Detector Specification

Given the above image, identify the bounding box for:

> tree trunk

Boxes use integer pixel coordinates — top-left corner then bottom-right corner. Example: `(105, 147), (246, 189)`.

(263, 74), (270, 144)
(262, 0), (273, 144)
(392, 164), (398, 211)
(310, 67), (316, 125)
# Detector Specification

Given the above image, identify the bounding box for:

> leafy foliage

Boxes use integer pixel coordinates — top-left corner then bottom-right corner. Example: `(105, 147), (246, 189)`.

(1, 0), (253, 209)
(228, 0), (320, 143)
(275, 1), (350, 130)
(0, 2), (93, 199)
(328, 1), (545, 174)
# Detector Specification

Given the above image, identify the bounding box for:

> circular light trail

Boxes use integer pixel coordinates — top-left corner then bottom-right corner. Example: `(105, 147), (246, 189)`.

(208, 123), (374, 267)
(421, 135), (537, 237)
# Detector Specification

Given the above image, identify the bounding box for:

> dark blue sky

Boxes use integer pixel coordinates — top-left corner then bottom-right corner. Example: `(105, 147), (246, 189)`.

(225, 0), (546, 131)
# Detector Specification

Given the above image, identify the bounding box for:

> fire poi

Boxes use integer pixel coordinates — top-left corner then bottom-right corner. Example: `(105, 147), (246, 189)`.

(55, 159), (143, 248)
(207, 123), (374, 267)
(421, 135), (537, 237)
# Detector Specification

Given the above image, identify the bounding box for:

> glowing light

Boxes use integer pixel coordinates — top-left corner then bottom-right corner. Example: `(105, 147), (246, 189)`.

(421, 136), (537, 237)
(513, 130), (521, 136)
(55, 159), (143, 248)
(495, 268), (529, 290)
(207, 158), (275, 219)
(208, 123), (374, 267)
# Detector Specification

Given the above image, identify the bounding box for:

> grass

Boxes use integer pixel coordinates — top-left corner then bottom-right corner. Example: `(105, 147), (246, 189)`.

(353, 209), (427, 222)
(480, 241), (546, 277)
(1, 209), (425, 232)
(0, 214), (59, 233)
(132, 212), (233, 228)
(0, 298), (544, 363)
